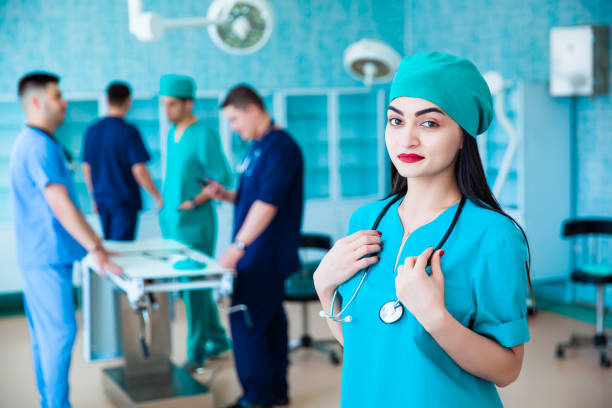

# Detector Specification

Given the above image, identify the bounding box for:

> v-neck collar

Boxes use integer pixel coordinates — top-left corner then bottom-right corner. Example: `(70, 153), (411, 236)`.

(390, 198), (461, 272)
(27, 124), (55, 141)
(172, 120), (199, 143)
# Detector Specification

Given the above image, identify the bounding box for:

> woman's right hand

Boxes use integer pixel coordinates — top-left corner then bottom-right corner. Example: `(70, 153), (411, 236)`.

(313, 230), (382, 293)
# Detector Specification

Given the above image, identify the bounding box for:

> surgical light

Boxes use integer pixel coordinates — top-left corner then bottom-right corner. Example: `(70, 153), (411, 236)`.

(128, 0), (274, 55)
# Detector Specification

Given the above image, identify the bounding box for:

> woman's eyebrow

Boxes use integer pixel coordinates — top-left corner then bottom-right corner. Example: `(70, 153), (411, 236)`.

(387, 106), (403, 116)
(415, 107), (445, 117)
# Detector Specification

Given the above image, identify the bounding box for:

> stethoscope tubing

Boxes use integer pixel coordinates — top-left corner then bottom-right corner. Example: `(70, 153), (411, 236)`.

(323, 195), (467, 323)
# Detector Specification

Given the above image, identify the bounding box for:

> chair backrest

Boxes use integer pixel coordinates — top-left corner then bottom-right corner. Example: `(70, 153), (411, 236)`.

(285, 233), (333, 300)
(300, 233), (332, 251)
(563, 219), (612, 237)
(562, 218), (612, 266)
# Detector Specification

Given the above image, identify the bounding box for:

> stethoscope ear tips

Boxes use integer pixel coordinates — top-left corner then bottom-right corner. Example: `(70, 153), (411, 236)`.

(344, 316), (352, 323)
(319, 310), (326, 318)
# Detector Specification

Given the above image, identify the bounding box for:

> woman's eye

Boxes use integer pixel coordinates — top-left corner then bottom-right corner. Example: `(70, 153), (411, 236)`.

(389, 117), (401, 126)
(421, 120), (439, 128)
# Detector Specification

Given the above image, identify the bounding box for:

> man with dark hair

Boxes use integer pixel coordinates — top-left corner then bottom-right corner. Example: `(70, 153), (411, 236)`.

(80, 82), (162, 367)
(205, 84), (304, 408)
(10, 72), (122, 408)
(220, 84), (265, 111)
(106, 81), (131, 106)
(82, 80), (162, 241)
(158, 74), (233, 372)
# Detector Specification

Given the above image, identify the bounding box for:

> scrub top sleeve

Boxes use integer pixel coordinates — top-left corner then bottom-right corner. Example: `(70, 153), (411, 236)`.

(254, 142), (300, 209)
(28, 142), (68, 191)
(471, 226), (530, 348)
(200, 130), (232, 188)
(126, 128), (151, 166)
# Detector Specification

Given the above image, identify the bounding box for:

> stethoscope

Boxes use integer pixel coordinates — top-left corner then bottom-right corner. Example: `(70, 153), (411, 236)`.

(320, 195), (466, 325)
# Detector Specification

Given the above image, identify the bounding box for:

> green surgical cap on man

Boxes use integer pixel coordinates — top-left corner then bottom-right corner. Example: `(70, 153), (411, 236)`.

(389, 52), (493, 137)
(160, 74), (196, 99)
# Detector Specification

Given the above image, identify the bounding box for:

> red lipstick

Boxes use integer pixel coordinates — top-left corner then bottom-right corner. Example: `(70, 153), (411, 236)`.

(398, 153), (424, 163)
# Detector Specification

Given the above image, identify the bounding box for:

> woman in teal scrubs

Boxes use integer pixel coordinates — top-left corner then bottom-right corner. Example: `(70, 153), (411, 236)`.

(314, 52), (532, 407)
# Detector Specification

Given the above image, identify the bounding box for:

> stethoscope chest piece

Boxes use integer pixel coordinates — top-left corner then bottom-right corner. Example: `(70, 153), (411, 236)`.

(379, 300), (404, 324)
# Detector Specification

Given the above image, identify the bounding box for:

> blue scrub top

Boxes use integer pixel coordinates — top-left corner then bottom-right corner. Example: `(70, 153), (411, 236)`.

(82, 117), (150, 209)
(234, 127), (304, 276)
(338, 196), (530, 407)
(10, 126), (86, 268)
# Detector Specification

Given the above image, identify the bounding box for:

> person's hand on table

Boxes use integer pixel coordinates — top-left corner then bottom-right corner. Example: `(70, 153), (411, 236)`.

(90, 244), (123, 278)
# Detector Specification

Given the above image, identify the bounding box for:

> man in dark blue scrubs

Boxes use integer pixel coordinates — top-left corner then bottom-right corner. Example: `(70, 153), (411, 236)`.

(204, 85), (303, 408)
(82, 81), (162, 241)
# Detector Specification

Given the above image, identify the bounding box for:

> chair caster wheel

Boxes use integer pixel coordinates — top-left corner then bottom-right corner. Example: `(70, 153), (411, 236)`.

(555, 346), (565, 359)
(600, 355), (610, 368)
(330, 353), (340, 365)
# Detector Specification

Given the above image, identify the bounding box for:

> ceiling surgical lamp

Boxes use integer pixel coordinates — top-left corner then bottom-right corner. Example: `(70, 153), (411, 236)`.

(127, 0), (274, 55)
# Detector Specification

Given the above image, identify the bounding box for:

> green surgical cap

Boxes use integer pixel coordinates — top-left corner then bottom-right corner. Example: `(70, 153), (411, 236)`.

(389, 52), (493, 137)
(160, 74), (195, 99)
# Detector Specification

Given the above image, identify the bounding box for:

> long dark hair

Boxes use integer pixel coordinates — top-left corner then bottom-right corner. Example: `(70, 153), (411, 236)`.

(387, 131), (534, 307)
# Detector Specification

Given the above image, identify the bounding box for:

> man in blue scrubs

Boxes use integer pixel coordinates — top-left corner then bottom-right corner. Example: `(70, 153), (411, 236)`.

(82, 81), (162, 241)
(204, 85), (303, 408)
(10, 72), (122, 408)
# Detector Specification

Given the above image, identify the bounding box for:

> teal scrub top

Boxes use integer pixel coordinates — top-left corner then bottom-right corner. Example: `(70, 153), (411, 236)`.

(338, 196), (530, 407)
(159, 121), (231, 254)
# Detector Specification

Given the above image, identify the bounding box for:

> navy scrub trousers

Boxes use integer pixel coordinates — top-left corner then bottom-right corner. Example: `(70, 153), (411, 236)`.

(231, 270), (289, 404)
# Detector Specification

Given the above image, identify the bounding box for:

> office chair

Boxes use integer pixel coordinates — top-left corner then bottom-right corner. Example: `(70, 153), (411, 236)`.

(285, 233), (340, 365)
(556, 219), (612, 368)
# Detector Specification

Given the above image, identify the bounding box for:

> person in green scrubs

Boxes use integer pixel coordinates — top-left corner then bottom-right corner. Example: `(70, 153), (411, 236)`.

(314, 52), (532, 407)
(159, 74), (232, 371)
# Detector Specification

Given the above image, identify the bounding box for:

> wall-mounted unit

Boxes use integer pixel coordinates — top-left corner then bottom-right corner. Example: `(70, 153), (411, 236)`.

(550, 25), (610, 96)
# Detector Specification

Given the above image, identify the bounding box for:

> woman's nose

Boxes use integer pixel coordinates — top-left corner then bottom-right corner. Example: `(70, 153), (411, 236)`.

(400, 124), (419, 148)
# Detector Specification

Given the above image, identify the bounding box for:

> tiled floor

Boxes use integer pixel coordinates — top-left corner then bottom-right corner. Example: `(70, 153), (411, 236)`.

(0, 301), (610, 407)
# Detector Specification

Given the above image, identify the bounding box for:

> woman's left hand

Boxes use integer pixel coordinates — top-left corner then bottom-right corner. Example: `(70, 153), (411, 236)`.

(395, 247), (447, 332)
